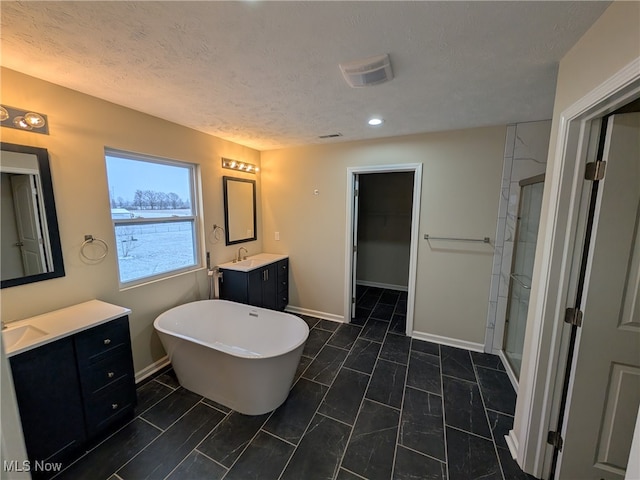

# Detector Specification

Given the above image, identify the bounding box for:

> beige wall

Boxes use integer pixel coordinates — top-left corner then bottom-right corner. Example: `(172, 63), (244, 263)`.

(0, 68), (263, 373)
(261, 126), (505, 344)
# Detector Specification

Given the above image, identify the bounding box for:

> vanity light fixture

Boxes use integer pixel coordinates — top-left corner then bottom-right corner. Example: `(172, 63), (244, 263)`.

(222, 157), (259, 174)
(0, 105), (49, 134)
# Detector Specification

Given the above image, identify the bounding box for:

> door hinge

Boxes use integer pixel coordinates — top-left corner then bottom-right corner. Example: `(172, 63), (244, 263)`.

(353, 245), (357, 253)
(564, 307), (583, 327)
(585, 161), (606, 181)
(352, 297), (356, 305)
(354, 189), (359, 197)
(547, 430), (564, 451)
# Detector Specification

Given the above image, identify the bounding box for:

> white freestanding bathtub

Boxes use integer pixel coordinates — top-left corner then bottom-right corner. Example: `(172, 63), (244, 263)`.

(153, 300), (309, 415)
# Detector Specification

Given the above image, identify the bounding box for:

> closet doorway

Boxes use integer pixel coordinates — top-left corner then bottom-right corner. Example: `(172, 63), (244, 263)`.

(344, 164), (422, 335)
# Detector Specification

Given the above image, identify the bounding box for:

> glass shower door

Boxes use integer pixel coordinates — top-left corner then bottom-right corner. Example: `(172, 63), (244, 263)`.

(503, 174), (545, 378)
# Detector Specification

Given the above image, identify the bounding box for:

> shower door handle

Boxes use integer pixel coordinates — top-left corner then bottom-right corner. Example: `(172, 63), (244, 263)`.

(510, 273), (531, 290)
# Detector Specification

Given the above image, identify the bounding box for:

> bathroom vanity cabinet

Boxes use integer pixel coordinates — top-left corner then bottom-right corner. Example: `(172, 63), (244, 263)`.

(8, 311), (136, 477)
(220, 257), (289, 311)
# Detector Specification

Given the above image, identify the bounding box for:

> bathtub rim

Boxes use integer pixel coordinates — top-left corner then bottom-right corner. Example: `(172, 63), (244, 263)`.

(153, 299), (309, 360)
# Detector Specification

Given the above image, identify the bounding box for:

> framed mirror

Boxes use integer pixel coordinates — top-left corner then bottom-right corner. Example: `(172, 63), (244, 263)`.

(222, 176), (257, 245)
(1, 143), (65, 288)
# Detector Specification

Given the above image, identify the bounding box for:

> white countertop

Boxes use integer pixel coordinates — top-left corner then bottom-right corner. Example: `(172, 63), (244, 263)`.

(3, 300), (132, 357)
(218, 252), (288, 272)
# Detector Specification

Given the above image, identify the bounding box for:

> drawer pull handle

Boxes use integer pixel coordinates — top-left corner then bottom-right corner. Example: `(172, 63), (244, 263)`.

(107, 371), (115, 378)
(111, 403), (119, 410)
(104, 338), (111, 345)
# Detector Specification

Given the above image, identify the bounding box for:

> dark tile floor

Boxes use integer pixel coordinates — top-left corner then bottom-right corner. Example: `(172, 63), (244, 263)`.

(53, 286), (536, 480)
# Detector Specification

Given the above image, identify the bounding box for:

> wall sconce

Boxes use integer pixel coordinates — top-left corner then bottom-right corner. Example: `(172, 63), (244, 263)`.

(221, 157), (259, 174)
(0, 105), (49, 135)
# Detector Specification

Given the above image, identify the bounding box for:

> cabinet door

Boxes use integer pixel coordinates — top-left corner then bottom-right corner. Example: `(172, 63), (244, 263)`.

(10, 337), (86, 468)
(247, 269), (263, 306)
(262, 264), (278, 310)
(220, 269), (250, 304)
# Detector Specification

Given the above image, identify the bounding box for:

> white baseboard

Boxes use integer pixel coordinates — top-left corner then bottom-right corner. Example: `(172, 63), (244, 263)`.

(285, 305), (345, 323)
(411, 330), (485, 352)
(506, 429), (519, 459)
(498, 349), (519, 393)
(356, 280), (408, 292)
(135, 355), (171, 384)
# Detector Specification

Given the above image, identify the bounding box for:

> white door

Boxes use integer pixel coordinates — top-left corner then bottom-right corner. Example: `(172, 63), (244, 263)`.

(10, 174), (47, 275)
(559, 113), (640, 479)
(351, 174), (360, 319)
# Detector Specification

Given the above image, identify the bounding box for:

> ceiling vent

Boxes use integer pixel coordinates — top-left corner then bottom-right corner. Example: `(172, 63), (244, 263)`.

(339, 54), (393, 88)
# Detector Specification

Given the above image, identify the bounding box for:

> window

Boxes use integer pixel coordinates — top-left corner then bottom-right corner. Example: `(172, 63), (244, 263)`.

(105, 149), (200, 286)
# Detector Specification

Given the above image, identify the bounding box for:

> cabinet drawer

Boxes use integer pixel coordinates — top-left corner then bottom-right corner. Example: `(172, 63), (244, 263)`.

(84, 378), (136, 438)
(75, 316), (131, 366)
(78, 351), (132, 395)
(277, 259), (289, 285)
(277, 293), (288, 311)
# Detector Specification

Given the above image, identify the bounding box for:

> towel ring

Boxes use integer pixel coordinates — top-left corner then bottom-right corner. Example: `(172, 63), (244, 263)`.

(80, 235), (109, 261)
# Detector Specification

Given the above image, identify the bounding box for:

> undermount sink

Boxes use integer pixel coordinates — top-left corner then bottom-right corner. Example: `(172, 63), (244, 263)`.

(233, 259), (263, 268)
(3, 325), (48, 350)
(218, 253), (288, 272)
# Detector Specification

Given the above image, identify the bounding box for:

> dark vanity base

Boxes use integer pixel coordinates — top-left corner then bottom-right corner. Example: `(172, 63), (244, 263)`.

(220, 258), (289, 311)
(9, 316), (136, 479)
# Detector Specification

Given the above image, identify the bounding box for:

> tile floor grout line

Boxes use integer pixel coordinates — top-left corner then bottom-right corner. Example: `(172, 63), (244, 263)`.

(135, 387), (176, 418)
(199, 398), (233, 416)
(275, 321), (353, 480)
(400, 442), (449, 466)
(332, 293), (392, 479)
(340, 465), (369, 479)
(473, 363), (508, 374)
(485, 407), (515, 418)
(340, 364), (373, 377)
(193, 447), (230, 471)
(153, 377), (179, 391)
(189, 408), (234, 466)
(315, 411), (356, 429)
(364, 396), (402, 412)
(138, 415), (166, 433)
(441, 371), (481, 384)
(219, 407), (277, 480)
(117, 399), (214, 479)
(439, 343), (451, 480)
(390, 322), (411, 480)
(139, 393), (203, 433)
(446, 423), (500, 442)
(52, 410), (149, 479)
(259, 428), (298, 447)
(471, 352), (508, 480)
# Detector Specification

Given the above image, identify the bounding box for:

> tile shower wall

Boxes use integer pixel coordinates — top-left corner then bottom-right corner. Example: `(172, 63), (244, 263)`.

(485, 120), (551, 354)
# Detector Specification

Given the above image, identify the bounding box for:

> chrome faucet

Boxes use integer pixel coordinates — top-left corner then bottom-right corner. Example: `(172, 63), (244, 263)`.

(237, 247), (248, 262)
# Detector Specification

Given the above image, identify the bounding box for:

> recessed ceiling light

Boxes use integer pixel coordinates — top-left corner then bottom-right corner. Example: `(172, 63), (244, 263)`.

(368, 118), (384, 126)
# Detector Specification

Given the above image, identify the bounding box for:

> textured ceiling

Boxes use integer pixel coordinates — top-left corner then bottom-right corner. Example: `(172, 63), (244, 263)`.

(1, 1), (610, 151)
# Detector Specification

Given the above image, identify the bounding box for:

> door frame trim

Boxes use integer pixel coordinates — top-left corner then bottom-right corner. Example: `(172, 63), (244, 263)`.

(511, 57), (640, 478)
(344, 163), (423, 335)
